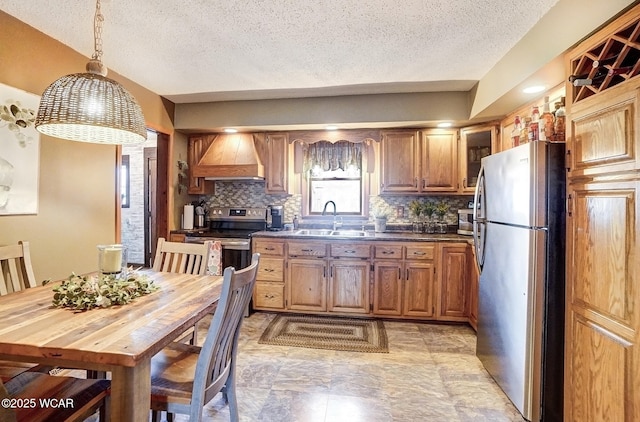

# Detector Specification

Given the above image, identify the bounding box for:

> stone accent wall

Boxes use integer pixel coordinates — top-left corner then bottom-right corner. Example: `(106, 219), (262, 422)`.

(121, 133), (157, 266)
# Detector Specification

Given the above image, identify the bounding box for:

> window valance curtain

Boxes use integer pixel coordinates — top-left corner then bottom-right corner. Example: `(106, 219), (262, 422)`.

(303, 140), (362, 173)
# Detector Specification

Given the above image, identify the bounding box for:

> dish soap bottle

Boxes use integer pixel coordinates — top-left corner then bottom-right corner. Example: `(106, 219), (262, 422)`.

(293, 214), (299, 230)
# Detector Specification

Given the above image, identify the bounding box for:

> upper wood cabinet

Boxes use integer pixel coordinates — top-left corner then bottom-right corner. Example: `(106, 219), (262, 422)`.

(421, 130), (458, 193)
(187, 135), (215, 194)
(264, 133), (288, 194)
(380, 129), (457, 194)
(380, 130), (420, 193)
(459, 125), (497, 194)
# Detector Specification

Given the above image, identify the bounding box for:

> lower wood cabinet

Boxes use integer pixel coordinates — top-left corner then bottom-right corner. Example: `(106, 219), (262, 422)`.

(328, 260), (370, 314)
(287, 258), (327, 312)
(252, 239), (286, 310)
(372, 261), (403, 315)
(252, 236), (471, 324)
(403, 262), (436, 317)
(372, 243), (436, 318)
(438, 243), (468, 321)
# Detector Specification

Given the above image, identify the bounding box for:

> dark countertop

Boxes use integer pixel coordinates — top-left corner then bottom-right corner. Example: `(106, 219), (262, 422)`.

(251, 230), (472, 242)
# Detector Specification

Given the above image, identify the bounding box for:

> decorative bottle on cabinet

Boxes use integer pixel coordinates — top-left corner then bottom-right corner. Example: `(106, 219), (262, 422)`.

(511, 115), (522, 147)
(528, 106), (540, 142)
(520, 116), (531, 144)
(539, 97), (555, 141)
(553, 97), (566, 142)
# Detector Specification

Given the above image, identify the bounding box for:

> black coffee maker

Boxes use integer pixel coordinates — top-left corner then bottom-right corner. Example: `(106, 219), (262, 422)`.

(267, 205), (284, 230)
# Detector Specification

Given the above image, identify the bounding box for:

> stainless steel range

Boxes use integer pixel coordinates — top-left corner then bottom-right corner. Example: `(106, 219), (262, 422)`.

(184, 207), (267, 270)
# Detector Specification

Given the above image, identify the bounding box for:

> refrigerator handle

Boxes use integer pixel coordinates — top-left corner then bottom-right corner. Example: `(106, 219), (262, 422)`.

(472, 165), (486, 270)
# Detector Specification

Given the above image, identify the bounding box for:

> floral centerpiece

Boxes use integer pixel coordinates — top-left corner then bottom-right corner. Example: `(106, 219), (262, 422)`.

(49, 270), (159, 311)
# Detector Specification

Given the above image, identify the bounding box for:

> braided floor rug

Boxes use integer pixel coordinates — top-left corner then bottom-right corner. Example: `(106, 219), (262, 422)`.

(258, 314), (388, 353)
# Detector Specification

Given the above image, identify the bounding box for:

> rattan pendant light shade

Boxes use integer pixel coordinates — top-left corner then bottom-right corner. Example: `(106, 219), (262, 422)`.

(35, 0), (146, 145)
(36, 72), (146, 144)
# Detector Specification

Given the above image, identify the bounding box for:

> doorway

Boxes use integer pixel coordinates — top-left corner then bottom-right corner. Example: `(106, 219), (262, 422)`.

(143, 147), (157, 266)
(121, 130), (158, 267)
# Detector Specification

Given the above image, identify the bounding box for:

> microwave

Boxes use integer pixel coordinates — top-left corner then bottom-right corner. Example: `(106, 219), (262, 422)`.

(457, 209), (474, 236)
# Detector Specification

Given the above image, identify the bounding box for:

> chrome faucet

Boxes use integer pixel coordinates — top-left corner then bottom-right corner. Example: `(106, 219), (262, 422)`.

(322, 200), (342, 230)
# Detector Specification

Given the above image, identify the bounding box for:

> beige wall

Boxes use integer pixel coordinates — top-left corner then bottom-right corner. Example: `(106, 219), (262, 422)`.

(0, 11), (174, 282)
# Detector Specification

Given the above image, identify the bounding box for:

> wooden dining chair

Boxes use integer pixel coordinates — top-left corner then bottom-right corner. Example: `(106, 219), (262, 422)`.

(0, 241), (41, 382)
(152, 237), (214, 275)
(149, 253), (260, 422)
(0, 240), (37, 295)
(152, 237), (217, 345)
(1, 371), (110, 422)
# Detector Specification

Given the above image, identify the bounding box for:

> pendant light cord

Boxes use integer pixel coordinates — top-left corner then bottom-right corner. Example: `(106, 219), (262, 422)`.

(92, 0), (104, 63)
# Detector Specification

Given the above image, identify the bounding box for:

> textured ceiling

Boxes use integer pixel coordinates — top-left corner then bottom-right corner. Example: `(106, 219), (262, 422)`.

(2, 0), (560, 103)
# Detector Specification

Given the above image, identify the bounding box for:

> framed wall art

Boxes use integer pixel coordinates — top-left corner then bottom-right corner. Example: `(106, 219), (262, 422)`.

(0, 83), (40, 215)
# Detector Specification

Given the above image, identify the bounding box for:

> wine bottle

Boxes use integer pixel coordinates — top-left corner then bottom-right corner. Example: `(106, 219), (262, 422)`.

(568, 72), (589, 83)
(570, 68), (608, 86)
(608, 66), (635, 76)
(592, 54), (619, 68)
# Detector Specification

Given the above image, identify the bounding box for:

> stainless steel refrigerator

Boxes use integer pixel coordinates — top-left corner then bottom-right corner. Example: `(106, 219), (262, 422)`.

(472, 141), (565, 422)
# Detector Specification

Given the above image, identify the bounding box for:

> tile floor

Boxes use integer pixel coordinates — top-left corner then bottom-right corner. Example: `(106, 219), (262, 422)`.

(165, 311), (525, 422)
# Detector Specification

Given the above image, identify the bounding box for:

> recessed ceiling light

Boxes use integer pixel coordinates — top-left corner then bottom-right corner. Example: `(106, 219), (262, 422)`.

(523, 85), (546, 94)
(224, 128), (238, 133)
(437, 122), (452, 128)
(325, 125), (338, 131)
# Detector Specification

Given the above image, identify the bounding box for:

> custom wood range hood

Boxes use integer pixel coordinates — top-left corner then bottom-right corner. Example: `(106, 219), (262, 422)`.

(191, 133), (265, 180)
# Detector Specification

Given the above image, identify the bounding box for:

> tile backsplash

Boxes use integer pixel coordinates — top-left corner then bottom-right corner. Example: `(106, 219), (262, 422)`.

(199, 180), (473, 226)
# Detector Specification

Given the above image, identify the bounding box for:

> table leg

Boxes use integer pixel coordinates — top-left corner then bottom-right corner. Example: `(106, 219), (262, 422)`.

(110, 359), (151, 422)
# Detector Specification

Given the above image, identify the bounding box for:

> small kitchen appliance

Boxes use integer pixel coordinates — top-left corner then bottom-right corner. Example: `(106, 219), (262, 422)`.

(267, 205), (284, 231)
(457, 209), (474, 235)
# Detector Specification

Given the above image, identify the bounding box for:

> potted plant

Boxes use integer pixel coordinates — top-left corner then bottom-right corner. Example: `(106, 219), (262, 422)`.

(434, 201), (450, 234)
(371, 208), (390, 233)
(409, 200), (423, 233)
(422, 202), (437, 234)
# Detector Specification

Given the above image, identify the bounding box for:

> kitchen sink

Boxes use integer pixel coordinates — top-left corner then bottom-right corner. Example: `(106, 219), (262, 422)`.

(330, 230), (367, 237)
(294, 229), (333, 236)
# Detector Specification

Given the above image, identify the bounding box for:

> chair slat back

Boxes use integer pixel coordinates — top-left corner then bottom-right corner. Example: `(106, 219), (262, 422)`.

(189, 253), (260, 416)
(0, 241), (37, 296)
(152, 238), (213, 275)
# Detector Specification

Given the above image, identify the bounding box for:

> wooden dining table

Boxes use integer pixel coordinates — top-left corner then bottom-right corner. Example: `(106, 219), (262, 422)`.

(0, 270), (223, 421)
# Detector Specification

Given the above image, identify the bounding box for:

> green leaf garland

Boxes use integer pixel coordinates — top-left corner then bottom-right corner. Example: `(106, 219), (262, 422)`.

(52, 271), (159, 311)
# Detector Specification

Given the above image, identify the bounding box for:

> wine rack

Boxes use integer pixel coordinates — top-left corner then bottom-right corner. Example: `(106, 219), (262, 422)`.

(570, 13), (640, 103)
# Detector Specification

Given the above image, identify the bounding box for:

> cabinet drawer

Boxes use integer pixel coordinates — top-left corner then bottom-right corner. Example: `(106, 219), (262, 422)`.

(253, 282), (285, 309)
(257, 257), (284, 281)
(253, 240), (284, 256)
(169, 233), (186, 243)
(374, 244), (403, 259)
(405, 244), (435, 260)
(331, 244), (371, 258)
(288, 242), (327, 257)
